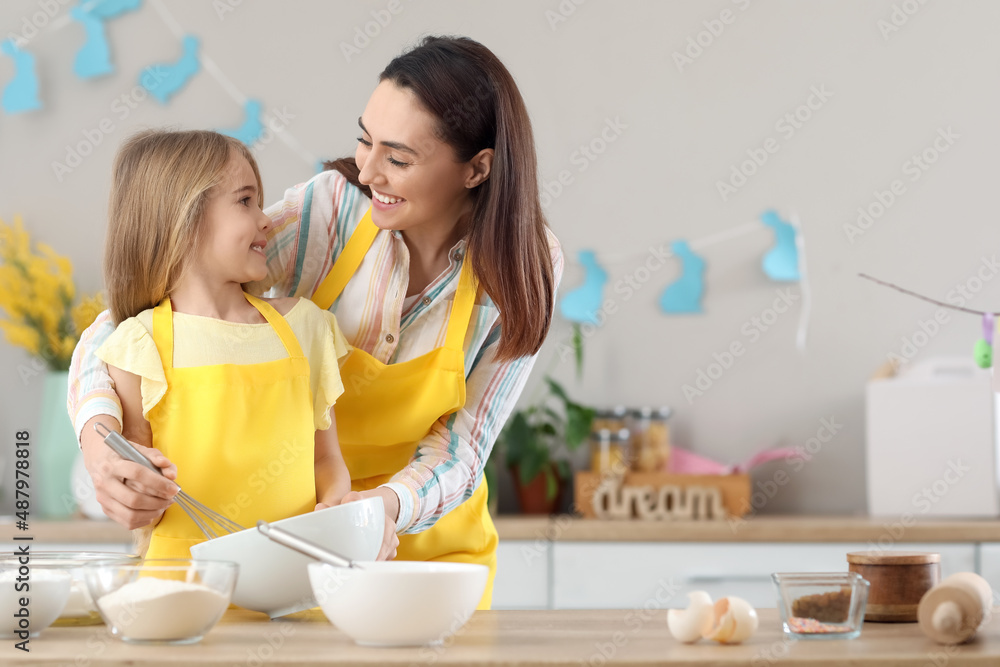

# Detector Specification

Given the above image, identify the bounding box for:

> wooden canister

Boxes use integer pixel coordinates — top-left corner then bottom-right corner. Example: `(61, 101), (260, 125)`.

(847, 551), (940, 622)
(918, 572), (993, 644)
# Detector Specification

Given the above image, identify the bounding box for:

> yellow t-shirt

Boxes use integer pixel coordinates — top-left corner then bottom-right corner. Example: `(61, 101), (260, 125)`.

(95, 297), (350, 430)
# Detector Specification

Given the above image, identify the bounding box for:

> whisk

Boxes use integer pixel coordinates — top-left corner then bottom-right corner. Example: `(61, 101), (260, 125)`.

(94, 422), (246, 539)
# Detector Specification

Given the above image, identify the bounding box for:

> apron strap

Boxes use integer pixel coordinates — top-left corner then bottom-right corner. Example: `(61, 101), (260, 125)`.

(311, 205), (479, 352)
(311, 208), (379, 311)
(152, 298), (175, 370)
(244, 294), (306, 359)
(444, 256), (478, 352)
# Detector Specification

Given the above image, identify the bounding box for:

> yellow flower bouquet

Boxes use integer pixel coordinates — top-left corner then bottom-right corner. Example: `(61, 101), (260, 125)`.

(0, 215), (105, 372)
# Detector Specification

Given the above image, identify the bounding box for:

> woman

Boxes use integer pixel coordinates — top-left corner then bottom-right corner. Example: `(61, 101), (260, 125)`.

(70, 35), (562, 609)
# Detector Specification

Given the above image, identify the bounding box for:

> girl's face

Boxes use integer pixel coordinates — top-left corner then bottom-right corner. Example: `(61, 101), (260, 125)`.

(196, 152), (271, 285)
(356, 81), (483, 234)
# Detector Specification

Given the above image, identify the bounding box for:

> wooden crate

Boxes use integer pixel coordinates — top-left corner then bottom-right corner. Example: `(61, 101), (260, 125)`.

(573, 471), (751, 520)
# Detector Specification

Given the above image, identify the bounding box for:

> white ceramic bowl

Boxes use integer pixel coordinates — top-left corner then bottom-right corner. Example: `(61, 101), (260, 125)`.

(83, 559), (237, 645)
(191, 496), (383, 618)
(308, 560), (488, 646)
(0, 564), (72, 639)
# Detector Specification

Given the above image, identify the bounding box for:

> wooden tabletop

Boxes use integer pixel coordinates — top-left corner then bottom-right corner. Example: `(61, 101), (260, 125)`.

(5, 608), (1000, 665)
(7, 515), (1000, 544)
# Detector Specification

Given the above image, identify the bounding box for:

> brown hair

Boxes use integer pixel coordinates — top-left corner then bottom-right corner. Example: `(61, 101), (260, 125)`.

(325, 36), (555, 361)
(104, 129), (263, 325)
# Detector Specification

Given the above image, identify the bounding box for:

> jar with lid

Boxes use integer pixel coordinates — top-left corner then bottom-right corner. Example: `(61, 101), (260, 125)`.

(591, 406), (628, 433)
(629, 406), (672, 472)
(589, 427), (631, 476)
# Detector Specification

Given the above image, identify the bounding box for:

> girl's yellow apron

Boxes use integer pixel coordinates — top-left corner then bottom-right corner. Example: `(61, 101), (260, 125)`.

(144, 295), (317, 559)
(312, 208), (498, 609)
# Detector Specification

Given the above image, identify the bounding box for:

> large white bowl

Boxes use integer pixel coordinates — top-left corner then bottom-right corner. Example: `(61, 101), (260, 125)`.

(308, 560), (488, 646)
(191, 497), (382, 618)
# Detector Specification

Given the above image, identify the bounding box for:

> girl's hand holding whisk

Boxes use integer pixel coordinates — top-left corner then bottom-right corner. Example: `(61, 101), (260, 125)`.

(80, 415), (180, 530)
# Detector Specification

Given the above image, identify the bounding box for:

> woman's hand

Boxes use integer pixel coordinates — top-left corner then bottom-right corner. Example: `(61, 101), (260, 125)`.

(80, 416), (179, 530)
(339, 487), (400, 561)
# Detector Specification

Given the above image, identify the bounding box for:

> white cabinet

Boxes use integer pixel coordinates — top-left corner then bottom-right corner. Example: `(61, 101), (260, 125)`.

(975, 543), (1000, 606)
(494, 541), (979, 610)
(492, 540), (550, 610)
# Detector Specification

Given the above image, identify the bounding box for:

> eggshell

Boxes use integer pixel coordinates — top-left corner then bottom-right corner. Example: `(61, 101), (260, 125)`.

(667, 591), (714, 643)
(704, 596), (759, 644)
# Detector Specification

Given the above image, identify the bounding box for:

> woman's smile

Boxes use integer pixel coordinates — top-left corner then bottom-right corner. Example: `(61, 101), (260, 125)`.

(370, 188), (406, 210)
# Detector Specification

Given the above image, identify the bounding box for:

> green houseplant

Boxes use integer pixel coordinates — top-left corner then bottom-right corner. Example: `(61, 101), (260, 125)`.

(487, 327), (594, 514)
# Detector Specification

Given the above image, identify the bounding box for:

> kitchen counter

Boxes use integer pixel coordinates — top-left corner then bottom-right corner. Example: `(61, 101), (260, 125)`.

(6, 515), (1000, 544)
(5, 608), (1000, 666)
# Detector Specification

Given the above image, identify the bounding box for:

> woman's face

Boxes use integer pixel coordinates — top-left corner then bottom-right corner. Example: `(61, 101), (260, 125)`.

(356, 80), (479, 234)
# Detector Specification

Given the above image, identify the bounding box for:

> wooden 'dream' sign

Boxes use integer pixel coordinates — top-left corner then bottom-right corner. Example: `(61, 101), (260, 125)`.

(574, 472), (751, 520)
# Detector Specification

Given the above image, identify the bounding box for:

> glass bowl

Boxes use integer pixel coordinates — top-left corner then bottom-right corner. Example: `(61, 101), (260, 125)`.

(772, 572), (870, 640)
(82, 559), (237, 645)
(0, 560), (72, 639)
(0, 552), (139, 626)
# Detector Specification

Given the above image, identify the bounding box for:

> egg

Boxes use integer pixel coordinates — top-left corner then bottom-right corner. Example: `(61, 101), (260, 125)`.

(667, 591), (714, 643)
(703, 596), (759, 644)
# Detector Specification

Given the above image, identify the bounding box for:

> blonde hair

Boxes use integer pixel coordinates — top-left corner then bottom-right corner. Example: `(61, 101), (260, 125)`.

(104, 129), (263, 325)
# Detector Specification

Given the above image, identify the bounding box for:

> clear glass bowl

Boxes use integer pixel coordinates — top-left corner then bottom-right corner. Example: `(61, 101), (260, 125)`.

(82, 559), (237, 645)
(0, 552), (139, 626)
(772, 572), (870, 640)
(0, 560), (73, 639)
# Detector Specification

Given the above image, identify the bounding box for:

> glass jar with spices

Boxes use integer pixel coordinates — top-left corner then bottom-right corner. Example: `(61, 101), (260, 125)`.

(591, 406), (628, 432)
(589, 427), (631, 477)
(629, 406), (672, 472)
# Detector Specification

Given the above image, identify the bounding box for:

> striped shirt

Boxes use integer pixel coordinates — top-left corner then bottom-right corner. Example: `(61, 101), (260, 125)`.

(68, 169), (564, 534)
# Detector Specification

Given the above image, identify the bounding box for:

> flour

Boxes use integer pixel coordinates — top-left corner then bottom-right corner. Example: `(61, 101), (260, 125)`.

(0, 569), (72, 638)
(97, 577), (229, 641)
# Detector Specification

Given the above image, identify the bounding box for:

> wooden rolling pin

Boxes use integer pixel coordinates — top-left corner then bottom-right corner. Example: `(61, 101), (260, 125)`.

(917, 572), (993, 644)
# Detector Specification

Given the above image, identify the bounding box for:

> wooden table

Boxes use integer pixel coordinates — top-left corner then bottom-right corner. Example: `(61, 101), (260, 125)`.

(5, 608), (1000, 666)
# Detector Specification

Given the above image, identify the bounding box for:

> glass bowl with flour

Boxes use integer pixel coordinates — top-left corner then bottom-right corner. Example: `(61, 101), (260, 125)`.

(0, 552), (139, 626)
(82, 559), (237, 645)
(0, 562), (73, 639)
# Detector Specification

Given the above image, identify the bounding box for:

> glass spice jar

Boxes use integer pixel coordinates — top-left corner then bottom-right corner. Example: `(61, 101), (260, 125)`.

(591, 405), (628, 433)
(589, 427), (631, 476)
(629, 406), (672, 472)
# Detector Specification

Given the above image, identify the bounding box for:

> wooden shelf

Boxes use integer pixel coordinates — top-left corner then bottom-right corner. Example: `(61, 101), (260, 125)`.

(6, 514), (1000, 545)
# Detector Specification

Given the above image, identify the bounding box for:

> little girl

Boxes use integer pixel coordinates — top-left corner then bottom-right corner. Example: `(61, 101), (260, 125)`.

(93, 129), (351, 558)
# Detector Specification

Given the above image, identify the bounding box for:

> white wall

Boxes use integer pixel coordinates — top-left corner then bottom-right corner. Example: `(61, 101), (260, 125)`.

(2, 0), (999, 516)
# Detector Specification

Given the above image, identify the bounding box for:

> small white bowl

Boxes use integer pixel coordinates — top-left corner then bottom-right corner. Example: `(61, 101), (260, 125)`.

(0, 564), (72, 639)
(83, 559), (237, 645)
(308, 561), (488, 646)
(191, 496), (383, 618)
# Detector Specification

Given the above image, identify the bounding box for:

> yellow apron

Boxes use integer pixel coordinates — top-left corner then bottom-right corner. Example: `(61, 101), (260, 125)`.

(145, 295), (317, 559)
(313, 208), (498, 609)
